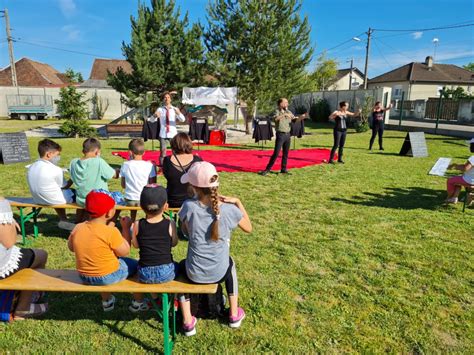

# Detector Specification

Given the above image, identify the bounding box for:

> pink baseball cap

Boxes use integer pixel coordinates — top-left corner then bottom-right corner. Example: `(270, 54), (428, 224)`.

(180, 161), (219, 188)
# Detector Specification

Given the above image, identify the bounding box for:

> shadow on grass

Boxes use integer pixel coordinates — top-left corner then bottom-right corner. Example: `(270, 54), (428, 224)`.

(41, 293), (165, 352)
(331, 186), (446, 210)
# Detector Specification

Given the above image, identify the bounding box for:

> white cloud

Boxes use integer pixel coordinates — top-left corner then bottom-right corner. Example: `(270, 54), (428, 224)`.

(411, 31), (423, 40)
(367, 44), (474, 76)
(58, 0), (77, 18)
(61, 25), (81, 41)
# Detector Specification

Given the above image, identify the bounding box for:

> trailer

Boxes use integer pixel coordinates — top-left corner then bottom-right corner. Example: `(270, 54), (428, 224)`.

(6, 94), (54, 120)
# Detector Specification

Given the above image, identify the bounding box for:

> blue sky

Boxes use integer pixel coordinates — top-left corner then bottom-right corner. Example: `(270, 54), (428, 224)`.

(0, 0), (473, 79)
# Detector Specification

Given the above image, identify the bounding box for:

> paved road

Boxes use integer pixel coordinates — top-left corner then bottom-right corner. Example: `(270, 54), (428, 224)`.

(386, 119), (474, 138)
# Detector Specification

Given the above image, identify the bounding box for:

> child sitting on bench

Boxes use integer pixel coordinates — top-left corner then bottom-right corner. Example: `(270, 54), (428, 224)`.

(120, 138), (157, 221)
(68, 190), (138, 311)
(177, 162), (252, 336)
(69, 138), (119, 222)
(0, 198), (48, 320)
(26, 139), (76, 231)
(121, 185), (178, 313)
(445, 138), (474, 204)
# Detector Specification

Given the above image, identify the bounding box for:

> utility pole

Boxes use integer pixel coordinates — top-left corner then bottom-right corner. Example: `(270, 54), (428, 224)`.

(348, 58), (354, 90)
(1, 8), (18, 87)
(363, 27), (372, 89)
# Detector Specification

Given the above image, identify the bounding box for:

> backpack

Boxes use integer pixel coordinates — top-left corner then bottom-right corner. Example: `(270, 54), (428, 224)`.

(189, 284), (226, 319)
(0, 290), (18, 322)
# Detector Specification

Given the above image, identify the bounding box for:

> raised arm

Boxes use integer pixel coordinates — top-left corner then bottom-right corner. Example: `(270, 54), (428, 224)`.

(383, 103), (393, 112)
(219, 196), (252, 233)
(174, 107), (186, 122)
(329, 110), (339, 120)
(449, 160), (473, 172)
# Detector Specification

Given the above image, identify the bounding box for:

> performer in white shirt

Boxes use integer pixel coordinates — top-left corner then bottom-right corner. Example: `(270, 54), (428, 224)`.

(154, 92), (186, 166)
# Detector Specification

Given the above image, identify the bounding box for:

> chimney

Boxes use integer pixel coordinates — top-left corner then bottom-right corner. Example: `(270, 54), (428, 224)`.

(425, 56), (433, 70)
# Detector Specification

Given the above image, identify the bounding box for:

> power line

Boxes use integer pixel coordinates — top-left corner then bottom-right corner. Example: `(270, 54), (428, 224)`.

(372, 22), (474, 32)
(314, 31), (366, 57)
(13, 39), (112, 58)
(372, 38), (392, 68)
(373, 38), (417, 61)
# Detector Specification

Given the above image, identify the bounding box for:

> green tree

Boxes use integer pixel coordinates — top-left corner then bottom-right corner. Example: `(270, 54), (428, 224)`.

(441, 87), (474, 99)
(108, 0), (206, 107)
(205, 0), (313, 133)
(55, 86), (96, 137)
(64, 68), (84, 83)
(308, 52), (338, 91)
(463, 62), (474, 72)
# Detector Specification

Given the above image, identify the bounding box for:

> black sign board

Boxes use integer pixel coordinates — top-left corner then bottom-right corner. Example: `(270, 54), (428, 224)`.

(0, 132), (31, 165)
(399, 132), (428, 157)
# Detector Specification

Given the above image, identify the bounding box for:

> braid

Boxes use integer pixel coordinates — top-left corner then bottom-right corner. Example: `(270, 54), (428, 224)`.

(210, 177), (220, 242)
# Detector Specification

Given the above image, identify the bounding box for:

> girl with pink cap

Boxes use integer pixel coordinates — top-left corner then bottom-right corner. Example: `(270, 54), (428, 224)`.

(177, 161), (252, 336)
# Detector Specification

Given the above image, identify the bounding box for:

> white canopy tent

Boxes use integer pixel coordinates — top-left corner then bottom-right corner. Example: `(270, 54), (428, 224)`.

(182, 86), (240, 127)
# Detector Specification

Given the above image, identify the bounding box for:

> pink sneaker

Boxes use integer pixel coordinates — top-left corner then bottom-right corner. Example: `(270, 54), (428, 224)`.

(229, 307), (246, 328)
(183, 316), (197, 336)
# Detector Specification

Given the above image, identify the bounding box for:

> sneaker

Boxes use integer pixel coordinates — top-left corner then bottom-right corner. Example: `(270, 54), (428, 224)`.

(280, 170), (291, 175)
(338, 160), (345, 164)
(229, 307), (246, 328)
(258, 170), (270, 176)
(328, 160), (335, 165)
(58, 220), (76, 231)
(129, 299), (150, 313)
(446, 197), (458, 204)
(102, 295), (115, 312)
(183, 316), (197, 336)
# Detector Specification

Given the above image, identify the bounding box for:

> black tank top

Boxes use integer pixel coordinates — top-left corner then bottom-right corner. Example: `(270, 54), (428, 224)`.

(137, 218), (173, 267)
(372, 110), (384, 124)
(334, 115), (347, 131)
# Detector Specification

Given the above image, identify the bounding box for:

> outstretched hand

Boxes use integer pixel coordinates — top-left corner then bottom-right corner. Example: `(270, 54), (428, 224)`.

(219, 195), (240, 205)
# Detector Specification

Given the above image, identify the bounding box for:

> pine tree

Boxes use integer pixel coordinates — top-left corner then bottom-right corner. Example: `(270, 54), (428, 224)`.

(205, 0), (313, 132)
(108, 0), (206, 107)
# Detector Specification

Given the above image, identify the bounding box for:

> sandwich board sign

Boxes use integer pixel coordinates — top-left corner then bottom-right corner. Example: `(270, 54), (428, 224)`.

(0, 132), (31, 165)
(399, 132), (428, 157)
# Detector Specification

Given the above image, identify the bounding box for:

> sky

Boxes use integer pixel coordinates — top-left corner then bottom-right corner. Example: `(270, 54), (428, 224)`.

(0, 0), (473, 79)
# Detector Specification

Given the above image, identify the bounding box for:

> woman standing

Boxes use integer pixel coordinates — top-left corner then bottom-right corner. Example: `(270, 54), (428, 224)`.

(162, 133), (202, 208)
(369, 101), (392, 151)
(328, 101), (360, 164)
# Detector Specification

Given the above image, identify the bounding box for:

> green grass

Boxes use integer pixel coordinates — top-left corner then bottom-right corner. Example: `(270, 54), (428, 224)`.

(0, 118), (114, 133)
(0, 123), (473, 353)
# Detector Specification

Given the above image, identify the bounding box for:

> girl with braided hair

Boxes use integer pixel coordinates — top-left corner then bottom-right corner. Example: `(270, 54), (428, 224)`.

(177, 162), (252, 336)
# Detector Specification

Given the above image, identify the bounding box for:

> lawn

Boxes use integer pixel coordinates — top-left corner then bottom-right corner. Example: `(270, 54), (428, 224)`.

(0, 118), (113, 134)
(0, 123), (472, 353)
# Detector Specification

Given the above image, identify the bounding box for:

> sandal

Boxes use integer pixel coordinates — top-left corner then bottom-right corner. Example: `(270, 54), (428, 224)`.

(14, 303), (48, 320)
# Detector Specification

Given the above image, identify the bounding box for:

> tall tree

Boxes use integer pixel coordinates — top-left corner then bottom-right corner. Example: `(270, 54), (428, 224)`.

(205, 0), (313, 132)
(463, 62), (474, 72)
(308, 52), (338, 91)
(108, 0), (206, 107)
(64, 68), (84, 83)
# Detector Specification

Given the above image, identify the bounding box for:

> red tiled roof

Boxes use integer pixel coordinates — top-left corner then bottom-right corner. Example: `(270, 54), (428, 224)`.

(0, 57), (70, 87)
(369, 59), (474, 84)
(89, 59), (132, 80)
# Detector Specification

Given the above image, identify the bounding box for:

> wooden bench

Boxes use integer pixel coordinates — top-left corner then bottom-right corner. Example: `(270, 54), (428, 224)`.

(106, 124), (143, 138)
(7, 197), (180, 245)
(0, 269), (216, 355)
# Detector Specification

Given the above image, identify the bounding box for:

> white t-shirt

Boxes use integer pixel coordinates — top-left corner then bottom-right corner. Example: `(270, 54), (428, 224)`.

(27, 159), (69, 205)
(462, 156), (474, 184)
(155, 106), (185, 139)
(120, 160), (157, 201)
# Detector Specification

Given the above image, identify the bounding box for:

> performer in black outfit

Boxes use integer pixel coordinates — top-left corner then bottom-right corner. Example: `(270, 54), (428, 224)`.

(328, 101), (360, 164)
(369, 101), (392, 151)
(259, 98), (307, 176)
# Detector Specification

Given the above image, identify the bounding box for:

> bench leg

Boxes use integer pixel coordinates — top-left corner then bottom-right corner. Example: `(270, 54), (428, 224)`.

(33, 207), (41, 238)
(161, 293), (174, 355)
(149, 293), (174, 355)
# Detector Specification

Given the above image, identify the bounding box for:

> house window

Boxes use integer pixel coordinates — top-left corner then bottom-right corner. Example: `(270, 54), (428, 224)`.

(393, 85), (403, 98)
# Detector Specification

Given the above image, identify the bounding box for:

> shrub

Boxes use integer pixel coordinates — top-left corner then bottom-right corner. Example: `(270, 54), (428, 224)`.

(58, 119), (97, 138)
(353, 95), (374, 133)
(309, 98), (331, 123)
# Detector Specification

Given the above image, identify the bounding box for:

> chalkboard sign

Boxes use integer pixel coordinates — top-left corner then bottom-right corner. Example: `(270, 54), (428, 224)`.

(399, 132), (428, 157)
(0, 132), (31, 165)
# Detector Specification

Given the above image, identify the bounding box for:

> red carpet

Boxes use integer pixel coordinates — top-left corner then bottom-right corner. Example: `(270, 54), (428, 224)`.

(112, 148), (330, 173)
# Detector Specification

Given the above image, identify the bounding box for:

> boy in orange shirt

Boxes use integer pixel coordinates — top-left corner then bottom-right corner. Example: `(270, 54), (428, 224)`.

(68, 190), (138, 311)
